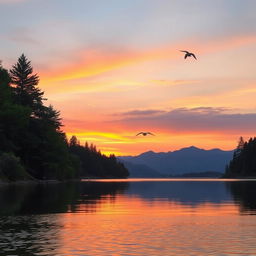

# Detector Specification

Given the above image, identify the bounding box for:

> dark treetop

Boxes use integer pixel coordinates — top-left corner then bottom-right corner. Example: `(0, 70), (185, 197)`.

(224, 137), (256, 178)
(0, 55), (128, 182)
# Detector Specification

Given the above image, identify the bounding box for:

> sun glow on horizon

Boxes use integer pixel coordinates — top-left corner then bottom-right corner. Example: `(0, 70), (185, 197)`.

(65, 129), (239, 156)
(2, 1), (256, 156)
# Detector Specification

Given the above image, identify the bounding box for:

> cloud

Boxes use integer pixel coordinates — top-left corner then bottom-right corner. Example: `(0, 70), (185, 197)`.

(115, 107), (256, 134)
(116, 109), (166, 116)
(40, 33), (256, 85)
(40, 46), (179, 83)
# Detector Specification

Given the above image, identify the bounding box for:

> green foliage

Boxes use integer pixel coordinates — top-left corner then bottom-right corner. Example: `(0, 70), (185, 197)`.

(0, 55), (128, 182)
(0, 66), (31, 153)
(69, 136), (129, 178)
(224, 137), (256, 177)
(0, 55), (79, 181)
(0, 153), (31, 181)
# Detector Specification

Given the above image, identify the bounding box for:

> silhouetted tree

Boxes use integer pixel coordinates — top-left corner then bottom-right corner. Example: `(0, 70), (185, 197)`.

(69, 136), (79, 147)
(233, 136), (245, 158)
(10, 54), (45, 116)
(68, 139), (129, 178)
(224, 137), (256, 177)
(38, 105), (63, 130)
(0, 56), (79, 181)
(0, 66), (30, 153)
(0, 55), (128, 181)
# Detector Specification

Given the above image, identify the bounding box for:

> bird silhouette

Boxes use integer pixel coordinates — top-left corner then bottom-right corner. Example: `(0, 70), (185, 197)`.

(136, 132), (155, 136)
(180, 50), (197, 60)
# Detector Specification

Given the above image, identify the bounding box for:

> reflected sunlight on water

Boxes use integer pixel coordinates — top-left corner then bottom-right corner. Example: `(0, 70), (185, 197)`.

(73, 194), (239, 216)
(0, 179), (256, 255)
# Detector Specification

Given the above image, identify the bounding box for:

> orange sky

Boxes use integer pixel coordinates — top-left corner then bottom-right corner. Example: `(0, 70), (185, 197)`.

(38, 35), (256, 155)
(2, 0), (256, 155)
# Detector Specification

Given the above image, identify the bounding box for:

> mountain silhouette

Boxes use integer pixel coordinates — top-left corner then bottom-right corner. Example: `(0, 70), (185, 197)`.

(118, 146), (233, 176)
(120, 160), (162, 178)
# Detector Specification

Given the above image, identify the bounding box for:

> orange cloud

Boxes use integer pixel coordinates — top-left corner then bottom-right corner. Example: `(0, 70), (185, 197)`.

(40, 34), (256, 85)
(39, 34), (256, 155)
(41, 47), (178, 83)
(61, 105), (256, 155)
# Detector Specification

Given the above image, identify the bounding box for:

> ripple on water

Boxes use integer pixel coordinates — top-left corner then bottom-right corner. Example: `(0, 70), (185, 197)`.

(0, 180), (256, 255)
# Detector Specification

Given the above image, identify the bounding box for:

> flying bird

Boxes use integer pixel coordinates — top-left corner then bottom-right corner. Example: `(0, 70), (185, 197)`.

(136, 132), (155, 136)
(180, 50), (197, 60)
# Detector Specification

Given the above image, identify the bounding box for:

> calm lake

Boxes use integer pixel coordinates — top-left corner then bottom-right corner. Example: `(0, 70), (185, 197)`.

(0, 178), (256, 256)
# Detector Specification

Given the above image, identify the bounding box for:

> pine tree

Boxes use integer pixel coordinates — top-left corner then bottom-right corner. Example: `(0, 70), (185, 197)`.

(39, 105), (63, 130)
(10, 54), (45, 116)
(234, 136), (245, 158)
(69, 136), (79, 147)
(224, 137), (256, 178)
(0, 66), (30, 153)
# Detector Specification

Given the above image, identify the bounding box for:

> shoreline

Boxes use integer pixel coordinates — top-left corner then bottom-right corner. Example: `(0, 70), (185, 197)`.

(1, 176), (256, 186)
(0, 178), (82, 187)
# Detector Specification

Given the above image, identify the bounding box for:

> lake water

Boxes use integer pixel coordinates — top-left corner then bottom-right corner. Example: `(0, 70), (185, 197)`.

(0, 178), (256, 256)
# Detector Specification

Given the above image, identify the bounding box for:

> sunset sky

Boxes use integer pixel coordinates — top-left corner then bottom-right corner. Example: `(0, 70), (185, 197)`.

(1, 0), (256, 155)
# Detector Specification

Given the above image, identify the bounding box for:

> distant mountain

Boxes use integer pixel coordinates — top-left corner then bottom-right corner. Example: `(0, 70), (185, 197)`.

(120, 160), (163, 178)
(177, 171), (223, 178)
(118, 146), (233, 176)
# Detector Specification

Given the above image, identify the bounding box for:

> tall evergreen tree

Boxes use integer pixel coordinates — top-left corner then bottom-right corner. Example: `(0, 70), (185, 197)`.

(233, 136), (245, 159)
(1, 55), (129, 181)
(9, 54), (45, 116)
(0, 66), (30, 153)
(8, 55), (79, 180)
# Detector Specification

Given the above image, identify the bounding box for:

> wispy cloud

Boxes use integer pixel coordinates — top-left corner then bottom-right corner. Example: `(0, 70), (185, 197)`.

(115, 107), (256, 134)
(40, 46), (178, 83)
(115, 109), (166, 117)
(40, 34), (256, 85)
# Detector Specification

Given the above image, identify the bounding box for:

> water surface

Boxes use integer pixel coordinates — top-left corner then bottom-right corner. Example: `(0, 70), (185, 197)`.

(0, 179), (256, 255)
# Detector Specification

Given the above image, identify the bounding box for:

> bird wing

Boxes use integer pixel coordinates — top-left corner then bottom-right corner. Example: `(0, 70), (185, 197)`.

(147, 132), (155, 136)
(180, 50), (189, 53)
(136, 132), (143, 136)
(184, 53), (188, 59)
(191, 53), (197, 59)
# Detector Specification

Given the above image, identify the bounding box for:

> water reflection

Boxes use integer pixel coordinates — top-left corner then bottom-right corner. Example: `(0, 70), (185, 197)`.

(0, 181), (128, 215)
(1, 179), (256, 215)
(227, 181), (256, 214)
(125, 180), (232, 205)
(0, 182), (129, 256)
(0, 179), (256, 256)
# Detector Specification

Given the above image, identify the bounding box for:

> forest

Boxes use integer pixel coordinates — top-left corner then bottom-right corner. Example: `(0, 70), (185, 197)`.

(224, 137), (256, 178)
(0, 55), (129, 182)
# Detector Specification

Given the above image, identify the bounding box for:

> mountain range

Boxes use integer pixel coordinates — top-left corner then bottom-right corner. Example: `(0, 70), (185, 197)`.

(118, 146), (233, 177)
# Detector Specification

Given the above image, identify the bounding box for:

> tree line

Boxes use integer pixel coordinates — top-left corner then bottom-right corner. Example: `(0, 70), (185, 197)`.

(0, 54), (129, 181)
(224, 136), (256, 178)
(69, 136), (129, 178)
